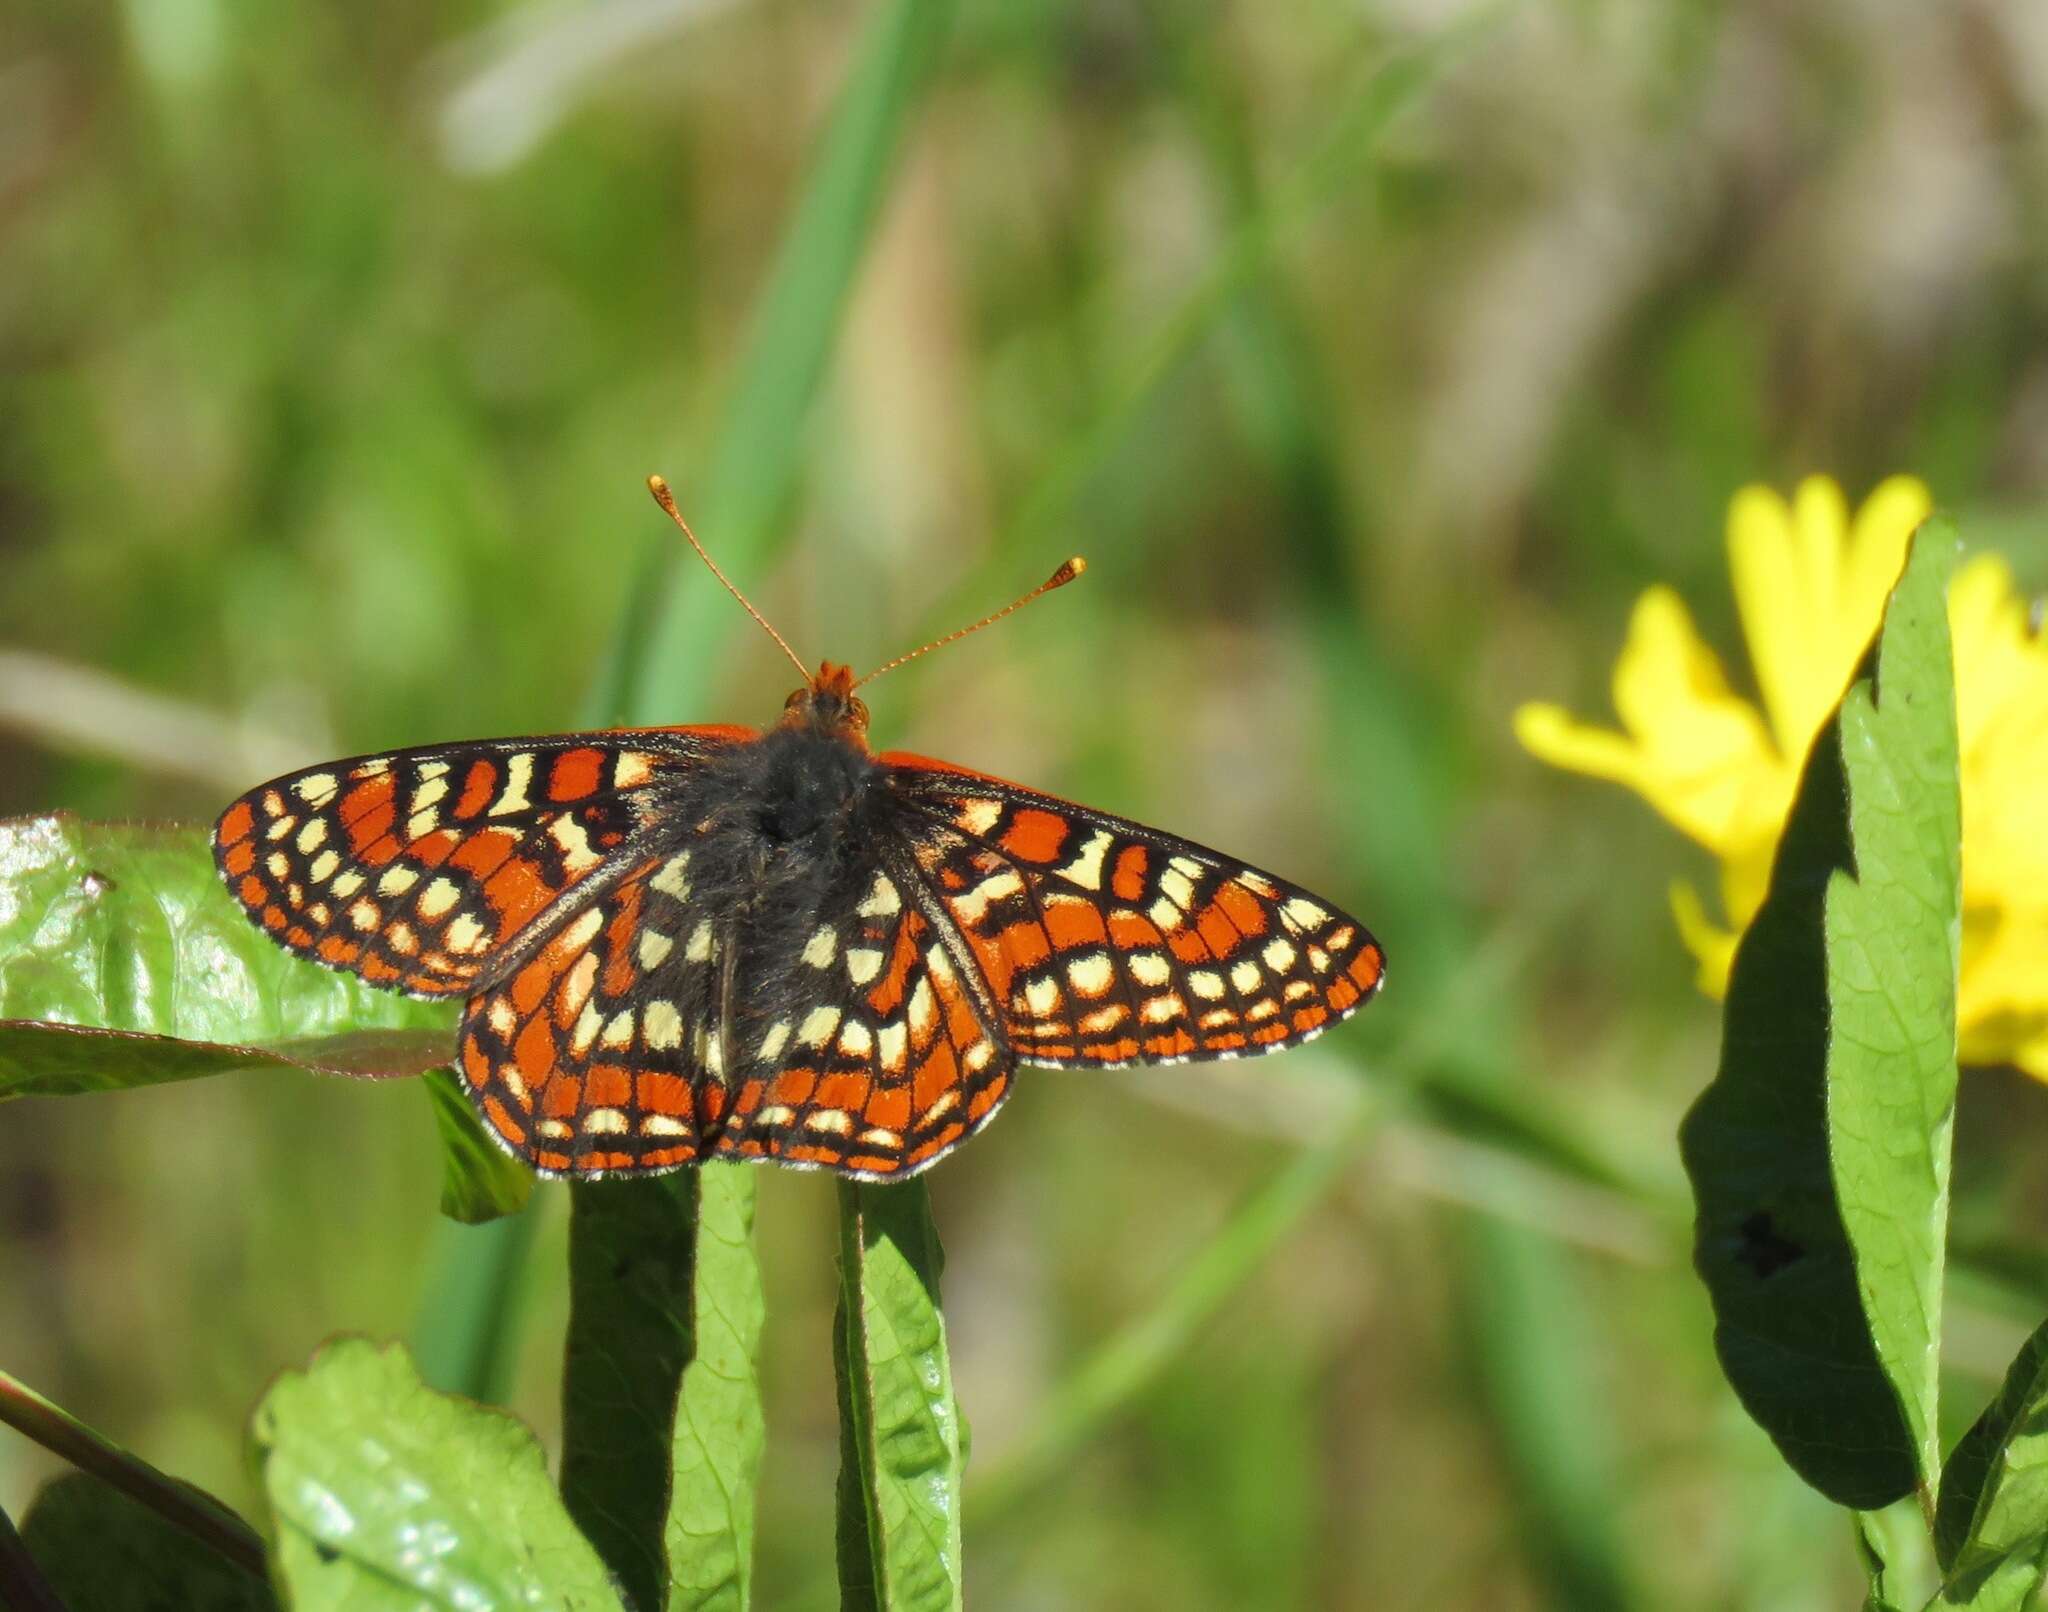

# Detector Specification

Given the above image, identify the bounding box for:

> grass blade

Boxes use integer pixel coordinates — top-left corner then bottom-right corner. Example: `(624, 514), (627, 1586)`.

(409, 1205), (543, 1404)
(616, 0), (962, 723)
(834, 1180), (962, 1612)
(1680, 523), (1961, 1510)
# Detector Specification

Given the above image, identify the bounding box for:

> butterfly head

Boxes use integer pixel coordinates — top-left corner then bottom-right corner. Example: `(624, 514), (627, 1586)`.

(783, 661), (871, 742)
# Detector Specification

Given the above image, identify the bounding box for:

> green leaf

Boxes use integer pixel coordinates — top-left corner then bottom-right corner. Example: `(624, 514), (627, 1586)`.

(1928, 1316), (2048, 1608)
(666, 1165), (766, 1611)
(1679, 522), (1961, 1509)
(0, 814), (453, 1096)
(423, 1068), (534, 1224)
(250, 1337), (625, 1612)
(833, 1180), (963, 1612)
(1859, 1515), (1916, 1612)
(19, 1472), (275, 1612)
(559, 1168), (764, 1612)
(561, 1172), (700, 1612)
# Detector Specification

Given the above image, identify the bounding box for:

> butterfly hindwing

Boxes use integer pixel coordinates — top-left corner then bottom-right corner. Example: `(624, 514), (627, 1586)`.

(457, 848), (729, 1175)
(715, 863), (1012, 1178)
(212, 728), (752, 998)
(882, 754), (1385, 1069)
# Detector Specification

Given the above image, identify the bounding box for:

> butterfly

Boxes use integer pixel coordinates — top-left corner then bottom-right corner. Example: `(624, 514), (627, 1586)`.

(213, 478), (1384, 1180)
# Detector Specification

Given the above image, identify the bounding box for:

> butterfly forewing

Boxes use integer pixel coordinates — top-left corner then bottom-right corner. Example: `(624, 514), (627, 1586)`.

(211, 728), (751, 997)
(882, 754), (1385, 1069)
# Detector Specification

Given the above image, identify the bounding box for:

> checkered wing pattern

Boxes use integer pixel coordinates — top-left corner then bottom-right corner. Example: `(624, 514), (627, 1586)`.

(456, 849), (722, 1174)
(884, 755), (1384, 1068)
(457, 845), (1010, 1180)
(716, 866), (1010, 1178)
(211, 728), (751, 997)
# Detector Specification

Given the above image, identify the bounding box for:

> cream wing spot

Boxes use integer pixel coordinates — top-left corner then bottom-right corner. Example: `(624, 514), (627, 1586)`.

(1283, 896), (1331, 931)
(490, 753), (534, 816)
(758, 1021), (791, 1063)
(643, 1001), (683, 1051)
(572, 1002), (604, 1055)
(418, 878), (460, 919)
(1188, 969), (1226, 1000)
(296, 817), (328, 854)
(846, 948), (884, 985)
(549, 816), (601, 874)
(614, 752), (654, 789)
(293, 773), (339, 806)
(956, 797), (1002, 836)
(1059, 831), (1113, 891)
(1129, 952), (1171, 987)
(806, 1110), (853, 1136)
(802, 926), (837, 968)
(600, 1010), (637, 1049)
(839, 1021), (874, 1058)
(378, 865), (418, 897)
(755, 1105), (795, 1128)
(877, 1021), (907, 1070)
(1023, 975), (1061, 1016)
(1229, 960), (1263, 994)
(1066, 952), (1114, 997)
(330, 870), (365, 899)
(583, 1109), (628, 1136)
(1158, 866), (1196, 909)
(1141, 993), (1187, 1024)
(641, 1114), (690, 1137)
(638, 929), (674, 969)
(798, 1006), (841, 1048)
(684, 921), (715, 962)
(652, 853), (693, 899)
(446, 914), (488, 955)
(1263, 939), (1299, 972)
(307, 849), (340, 884)
(857, 874), (901, 918)
(1149, 898), (1184, 932)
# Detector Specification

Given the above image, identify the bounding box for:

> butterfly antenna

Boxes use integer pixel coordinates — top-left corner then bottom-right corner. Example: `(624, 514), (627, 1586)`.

(646, 475), (809, 680)
(854, 557), (1087, 688)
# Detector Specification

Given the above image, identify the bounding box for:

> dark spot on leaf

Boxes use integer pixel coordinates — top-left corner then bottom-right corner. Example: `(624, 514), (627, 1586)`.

(314, 1541), (339, 1564)
(1735, 1210), (1804, 1278)
(80, 870), (115, 896)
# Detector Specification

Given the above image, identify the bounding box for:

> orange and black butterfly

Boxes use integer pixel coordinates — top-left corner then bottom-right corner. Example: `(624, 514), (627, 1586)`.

(213, 479), (1384, 1180)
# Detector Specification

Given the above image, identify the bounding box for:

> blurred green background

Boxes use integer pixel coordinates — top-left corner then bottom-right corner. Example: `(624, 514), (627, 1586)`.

(4, 1), (2048, 1606)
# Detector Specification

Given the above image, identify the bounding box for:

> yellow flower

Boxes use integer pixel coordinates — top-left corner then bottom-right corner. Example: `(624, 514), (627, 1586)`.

(1515, 475), (2048, 1080)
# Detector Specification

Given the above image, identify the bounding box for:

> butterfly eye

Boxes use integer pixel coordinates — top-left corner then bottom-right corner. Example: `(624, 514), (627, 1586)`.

(849, 696), (870, 730)
(784, 688), (808, 712)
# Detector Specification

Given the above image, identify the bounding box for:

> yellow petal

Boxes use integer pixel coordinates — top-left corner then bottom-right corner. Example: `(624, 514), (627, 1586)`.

(1839, 475), (1931, 653)
(1727, 483), (1820, 758)
(1516, 588), (1787, 854)
(1670, 879), (1738, 997)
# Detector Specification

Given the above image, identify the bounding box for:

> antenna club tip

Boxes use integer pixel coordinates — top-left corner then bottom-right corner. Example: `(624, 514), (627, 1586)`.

(646, 473), (671, 496)
(1053, 556), (1087, 585)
